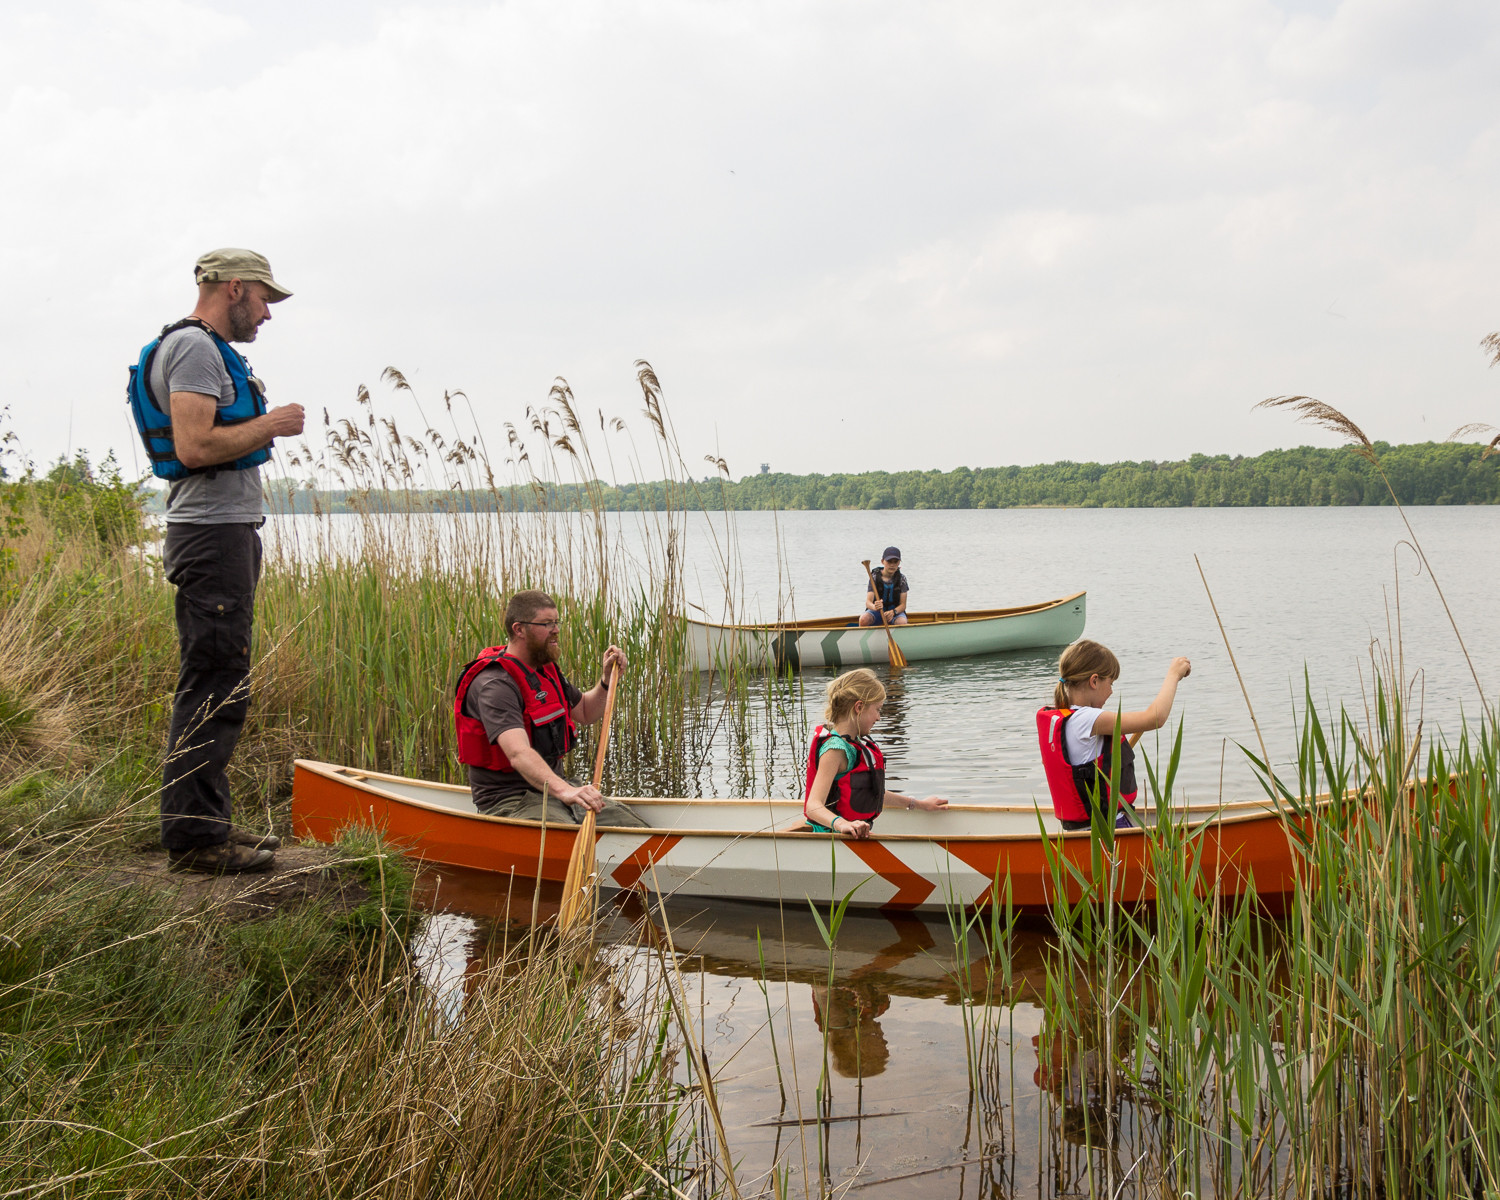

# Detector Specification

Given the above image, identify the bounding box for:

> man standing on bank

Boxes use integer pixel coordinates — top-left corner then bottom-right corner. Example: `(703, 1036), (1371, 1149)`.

(454, 589), (649, 827)
(130, 249), (304, 874)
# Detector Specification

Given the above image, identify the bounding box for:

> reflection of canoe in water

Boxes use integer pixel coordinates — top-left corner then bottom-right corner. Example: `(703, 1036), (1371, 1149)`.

(681, 591), (1088, 670)
(421, 868), (1059, 1004)
(293, 758), (1308, 913)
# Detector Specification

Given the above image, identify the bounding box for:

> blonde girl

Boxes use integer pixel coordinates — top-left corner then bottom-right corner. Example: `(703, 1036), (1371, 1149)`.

(804, 668), (948, 840)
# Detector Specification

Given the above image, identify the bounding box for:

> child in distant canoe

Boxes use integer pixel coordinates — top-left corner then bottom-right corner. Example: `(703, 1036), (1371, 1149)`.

(805, 668), (948, 839)
(859, 547), (908, 626)
(1037, 640), (1192, 831)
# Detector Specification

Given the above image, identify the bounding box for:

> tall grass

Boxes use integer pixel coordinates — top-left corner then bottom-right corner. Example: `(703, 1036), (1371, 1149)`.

(0, 368), (792, 1199)
(0, 805), (699, 1198)
(255, 360), (804, 795)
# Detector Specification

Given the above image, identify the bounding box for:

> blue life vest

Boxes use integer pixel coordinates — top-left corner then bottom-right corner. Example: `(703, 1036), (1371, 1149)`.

(127, 318), (271, 481)
(870, 568), (906, 610)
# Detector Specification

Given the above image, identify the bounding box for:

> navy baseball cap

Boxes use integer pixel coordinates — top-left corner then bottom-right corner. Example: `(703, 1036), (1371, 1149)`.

(881, 546), (901, 561)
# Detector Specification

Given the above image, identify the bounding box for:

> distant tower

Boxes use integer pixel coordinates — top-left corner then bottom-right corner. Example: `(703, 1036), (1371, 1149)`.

(760, 463), (770, 475)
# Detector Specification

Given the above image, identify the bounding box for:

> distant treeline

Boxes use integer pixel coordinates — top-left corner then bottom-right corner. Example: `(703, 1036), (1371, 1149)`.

(141, 441), (1497, 513)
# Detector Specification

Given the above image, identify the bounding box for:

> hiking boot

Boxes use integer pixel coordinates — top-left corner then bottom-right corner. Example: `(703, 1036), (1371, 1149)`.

(229, 827), (282, 851)
(167, 842), (276, 875)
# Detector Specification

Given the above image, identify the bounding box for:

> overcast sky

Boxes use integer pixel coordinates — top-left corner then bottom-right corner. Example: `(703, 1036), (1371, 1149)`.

(2, 0), (1497, 482)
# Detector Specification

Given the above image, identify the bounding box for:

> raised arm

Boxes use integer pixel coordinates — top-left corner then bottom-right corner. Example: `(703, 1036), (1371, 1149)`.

(1090, 658), (1192, 738)
(571, 645), (627, 726)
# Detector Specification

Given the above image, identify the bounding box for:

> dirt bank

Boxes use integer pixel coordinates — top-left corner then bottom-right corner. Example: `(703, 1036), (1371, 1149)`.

(101, 843), (382, 922)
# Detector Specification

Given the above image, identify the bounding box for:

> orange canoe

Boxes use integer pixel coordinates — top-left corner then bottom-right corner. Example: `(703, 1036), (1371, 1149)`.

(292, 758), (1313, 913)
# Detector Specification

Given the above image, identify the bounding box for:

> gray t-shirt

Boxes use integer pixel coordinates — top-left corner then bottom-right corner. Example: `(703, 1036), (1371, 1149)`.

(463, 666), (582, 807)
(152, 326), (265, 524)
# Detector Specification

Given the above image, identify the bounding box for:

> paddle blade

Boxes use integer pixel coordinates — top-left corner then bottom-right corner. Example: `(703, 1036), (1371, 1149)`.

(558, 810), (598, 931)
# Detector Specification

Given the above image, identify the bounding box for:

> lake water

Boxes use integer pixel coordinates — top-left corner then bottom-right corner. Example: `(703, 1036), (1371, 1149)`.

(679, 505), (1499, 805)
(386, 504), (1497, 1197)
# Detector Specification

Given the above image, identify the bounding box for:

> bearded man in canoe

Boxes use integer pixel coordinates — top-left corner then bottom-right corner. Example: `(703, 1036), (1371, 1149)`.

(453, 589), (648, 827)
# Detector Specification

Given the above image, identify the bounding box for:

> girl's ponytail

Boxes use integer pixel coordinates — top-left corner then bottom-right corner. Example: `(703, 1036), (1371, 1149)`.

(1054, 639), (1122, 708)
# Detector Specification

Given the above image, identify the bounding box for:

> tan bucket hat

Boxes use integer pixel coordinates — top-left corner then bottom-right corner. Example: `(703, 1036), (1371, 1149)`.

(193, 248), (292, 302)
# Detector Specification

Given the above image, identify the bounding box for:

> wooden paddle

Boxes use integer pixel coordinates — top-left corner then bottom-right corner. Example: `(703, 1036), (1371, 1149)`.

(558, 660), (620, 932)
(862, 559), (909, 668)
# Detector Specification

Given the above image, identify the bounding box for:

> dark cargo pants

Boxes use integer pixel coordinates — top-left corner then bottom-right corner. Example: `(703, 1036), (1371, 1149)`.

(160, 522), (261, 850)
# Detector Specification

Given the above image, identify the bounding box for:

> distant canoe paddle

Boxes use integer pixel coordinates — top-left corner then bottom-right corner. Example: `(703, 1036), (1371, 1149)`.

(862, 559), (908, 668)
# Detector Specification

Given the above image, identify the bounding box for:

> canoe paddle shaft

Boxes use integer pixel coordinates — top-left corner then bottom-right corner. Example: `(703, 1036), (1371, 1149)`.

(558, 660), (620, 932)
(862, 559), (908, 668)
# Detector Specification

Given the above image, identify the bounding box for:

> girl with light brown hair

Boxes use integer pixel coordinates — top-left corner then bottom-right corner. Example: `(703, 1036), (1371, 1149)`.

(803, 668), (949, 839)
(1038, 640), (1192, 831)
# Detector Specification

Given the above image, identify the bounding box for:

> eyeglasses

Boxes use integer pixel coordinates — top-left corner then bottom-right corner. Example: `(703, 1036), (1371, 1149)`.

(519, 619), (561, 630)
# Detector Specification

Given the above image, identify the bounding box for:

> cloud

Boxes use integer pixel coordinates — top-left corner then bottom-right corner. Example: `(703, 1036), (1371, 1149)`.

(0, 0), (1497, 478)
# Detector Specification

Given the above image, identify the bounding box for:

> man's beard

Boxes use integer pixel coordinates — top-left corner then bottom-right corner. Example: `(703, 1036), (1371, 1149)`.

(226, 294), (259, 342)
(529, 635), (559, 665)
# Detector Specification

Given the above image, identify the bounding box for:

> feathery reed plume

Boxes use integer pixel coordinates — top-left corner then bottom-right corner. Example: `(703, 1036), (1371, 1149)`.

(1255, 395), (1376, 462)
(1448, 422), (1500, 460)
(1482, 330), (1500, 368)
(1257, 394), (1489, 714)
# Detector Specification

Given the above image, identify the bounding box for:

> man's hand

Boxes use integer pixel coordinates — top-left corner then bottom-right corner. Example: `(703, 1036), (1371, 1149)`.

(600, 644), (628, 684)
(558, 781), (605, 812)
(266, 403), (305, 438)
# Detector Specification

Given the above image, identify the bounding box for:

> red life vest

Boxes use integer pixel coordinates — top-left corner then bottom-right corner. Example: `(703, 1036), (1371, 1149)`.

(1036, 707), (1138, 824)
(804, 725), (887, 824)
(453, 647), (576, 773)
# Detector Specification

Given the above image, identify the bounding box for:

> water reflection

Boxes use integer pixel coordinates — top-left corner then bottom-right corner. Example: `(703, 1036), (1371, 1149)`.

(809, 915), (932, 1080)
(413, 864), (1079, 1197)
(413, 860), (1330, 1196)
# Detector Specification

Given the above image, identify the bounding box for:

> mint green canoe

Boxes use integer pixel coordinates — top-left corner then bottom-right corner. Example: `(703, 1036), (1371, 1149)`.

(683, 591), (1086, 670)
